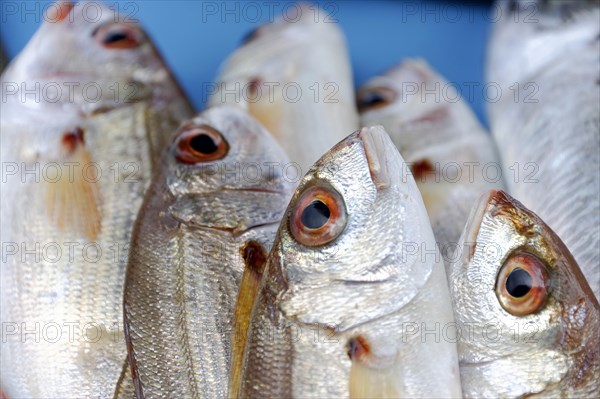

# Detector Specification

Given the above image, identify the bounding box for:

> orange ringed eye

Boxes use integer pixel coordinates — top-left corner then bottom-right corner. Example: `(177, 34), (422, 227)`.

(290, 186), (347, 247)
(174, 125), (229, 164)
(94, 23), (142, 49)
(495, 252), (549, 316)
(356, 86), (397, 113)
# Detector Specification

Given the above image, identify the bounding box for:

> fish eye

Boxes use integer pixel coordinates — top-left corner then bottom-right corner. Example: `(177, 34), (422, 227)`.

(94, 23), (143, 50)
(290, 185), (347, 247)
(356, 86), (397, 113)
(174, 125), (229, 164)
(495, 252), (549, 316)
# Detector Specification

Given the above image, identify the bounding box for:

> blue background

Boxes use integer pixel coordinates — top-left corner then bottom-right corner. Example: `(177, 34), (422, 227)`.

(0, 0), (493, 125)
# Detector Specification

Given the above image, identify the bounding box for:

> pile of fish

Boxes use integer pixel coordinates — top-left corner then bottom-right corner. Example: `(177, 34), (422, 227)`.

(0, 0), (598, 398)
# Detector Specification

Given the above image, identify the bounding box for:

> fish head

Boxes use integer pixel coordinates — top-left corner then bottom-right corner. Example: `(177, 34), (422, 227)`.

(220, 2), (338, 79)
(356, 58), (481, 160)
(450, 189), (600, 395)
(161, 105), (294, 231)
(271, 126), (437, 332)
(238, 3), (337, 48)
(2, 0), (179, 110)
(357, 59), (458, 129)
(357, 59), (489, 216)
(211, 3), (349, 140)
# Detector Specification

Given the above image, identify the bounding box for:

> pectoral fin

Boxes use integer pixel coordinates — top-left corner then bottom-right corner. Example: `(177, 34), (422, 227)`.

(45, 127), (102, 240)
(228, 241), (268, 399)
(348, 336), (403, 399)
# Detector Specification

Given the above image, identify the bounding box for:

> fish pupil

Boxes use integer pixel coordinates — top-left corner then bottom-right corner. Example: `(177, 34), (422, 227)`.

(301, 200), (330, 229)
(506, 268), (532, 298)
(104, 31), (129, 44)
(190, 134), (218, 154)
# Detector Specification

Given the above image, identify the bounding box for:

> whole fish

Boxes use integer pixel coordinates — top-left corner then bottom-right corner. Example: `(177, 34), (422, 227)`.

(358, 59), (504, 265)
(208, 3), (359, 174)
(238, 126), (462, 398)
(448, 189), (600, 397)
(0, 1), (194, 397)
(487, 0), (600, 298)
(122, 105), (294, 398)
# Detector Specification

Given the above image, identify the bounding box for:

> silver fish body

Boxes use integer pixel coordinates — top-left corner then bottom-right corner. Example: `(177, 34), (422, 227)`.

(358, 59), (504, 265)
(0, 1), (193, 396)
(487, 0), (600, 298)
(448, 189), (600, 397)
(208, 3), (359, 174)
(122, 105), (294, 398)
(239, 126), (462, 398)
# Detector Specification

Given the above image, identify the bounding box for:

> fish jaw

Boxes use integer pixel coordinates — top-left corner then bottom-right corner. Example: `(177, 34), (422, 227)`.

(449, 190), (600, 397)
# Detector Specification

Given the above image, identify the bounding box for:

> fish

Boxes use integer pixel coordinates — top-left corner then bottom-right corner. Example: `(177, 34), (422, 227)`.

(487, 0), (600, 299)
(0, 1), (194, 397)
(122, 105), (295, 398)
(448, 189), (600, 397)
(208, 3), (359, 175)
(237, 126), (462, 398)
(358, 59), (504, 267)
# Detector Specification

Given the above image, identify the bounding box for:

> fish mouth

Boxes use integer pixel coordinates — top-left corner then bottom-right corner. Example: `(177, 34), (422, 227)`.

(358, 126), (395, 190)
(168, 187), (289, 236)
(221, 187), (287, 195)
